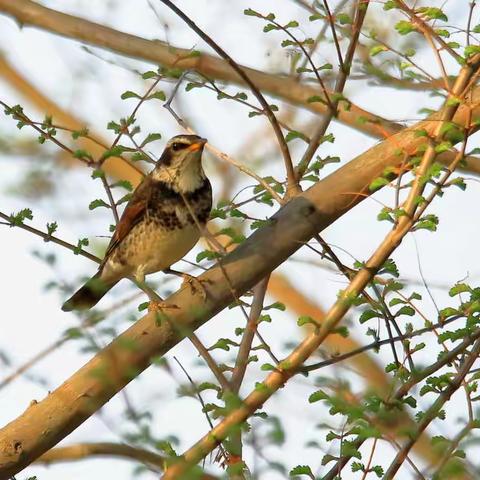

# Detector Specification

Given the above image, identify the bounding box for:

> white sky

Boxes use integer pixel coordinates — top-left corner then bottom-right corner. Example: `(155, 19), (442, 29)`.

(1, 1), (480, 479)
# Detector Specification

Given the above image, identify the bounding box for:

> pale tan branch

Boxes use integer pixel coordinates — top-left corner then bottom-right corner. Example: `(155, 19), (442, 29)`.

(36, 442), (218, 479)
(0, 52), (479, 480)
(0, 0), (396, 138)
(159, 55), (480, 479)
(0, 55), (144, 183)
(1, 2), (479, 177)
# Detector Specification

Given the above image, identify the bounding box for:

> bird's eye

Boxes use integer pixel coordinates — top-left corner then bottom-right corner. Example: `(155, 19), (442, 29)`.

(171, 142), (185, 151)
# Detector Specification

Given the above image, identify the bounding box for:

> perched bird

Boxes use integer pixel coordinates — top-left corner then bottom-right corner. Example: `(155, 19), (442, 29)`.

(62, 134), (212, 311)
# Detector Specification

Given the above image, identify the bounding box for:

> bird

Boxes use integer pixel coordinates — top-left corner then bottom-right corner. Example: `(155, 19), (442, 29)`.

(62, 134), (212, 311)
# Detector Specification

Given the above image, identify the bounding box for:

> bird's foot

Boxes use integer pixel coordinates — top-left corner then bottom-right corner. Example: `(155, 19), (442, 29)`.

(147, 300), (179, 326)
(164, 268), (210, 301)
(180, 273), (209, 301)
(147, 300), (178, 313)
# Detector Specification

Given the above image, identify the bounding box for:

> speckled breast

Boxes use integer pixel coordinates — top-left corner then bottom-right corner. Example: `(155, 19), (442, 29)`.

(119, 179), (212, 274)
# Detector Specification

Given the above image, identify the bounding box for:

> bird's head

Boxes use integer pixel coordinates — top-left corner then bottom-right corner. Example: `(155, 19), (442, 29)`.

(152, 134), (208, 192)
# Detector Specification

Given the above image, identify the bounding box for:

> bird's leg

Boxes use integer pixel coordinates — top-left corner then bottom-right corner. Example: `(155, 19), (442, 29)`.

(130, 273), (177, 314)
(163, 268), (209, 301)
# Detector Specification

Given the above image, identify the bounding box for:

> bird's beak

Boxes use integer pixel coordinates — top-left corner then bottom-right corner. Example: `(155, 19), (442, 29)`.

(186, 138), (208, 152)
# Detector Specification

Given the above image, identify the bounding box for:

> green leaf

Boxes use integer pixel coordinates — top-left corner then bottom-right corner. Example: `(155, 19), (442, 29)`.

(370, 45), (388, 56)
(138, 301), (149, 312)
(89, 199), (110, 210)
(131, 152), (151, 162)
(297, 315), (320, 327)
(121, 90), (141, 100)
(261, 363), (276, 371)
(449, 177), (466, 190)
(289, 465), (314, 478)
(359, 309), (380, 324)
(395, 305), (415, 317)
(107, 121), (121, 133)
(244, 8), (262, 17)
(9, 208), (33, 226)
(196, 249), (220, 262)
(101, 145), (133, 161)
(234, 92), (248, 101)
(141, 133), (162, 147)
(369, 177), (390, 191)
(285, 130), (308, 143)
(263, 23), (279, 33)
(435, 141), (452, 153)
(72, 127), (89, 139)
(379, 258), (399, 277)
(439, 306), (459, 320)
(351, 462), (364, 472)
(372, 465), (384, 478)
(449, 283), (471, 296)
(333, 326), (349, 338)
(395, 20), (416, 35)
(464, 45), (480, 58)
(250, 219), (273, 230)
(414, 214), (439, 232)
(285, 20), (299, 29)
(73, 237), (89, 255)
(307, 95), (327, 104)
(208, 338), (238, 351)
(217, 227), (246, 244)
(308, 390), (328, 403)
(142, 70), (157, 79)
(185, 82), (202, 91)
(110, 180), (133, 191)
(417, 7), (448, 22)
(337, 13), (351, 24)
(72, 149), (93, 161)
(264, 301), (286, 311)
(64, 327), (84, 339)
(147, 91), (166, 101)
(414, 129), (428, 137)
(46, 221), (58, 236)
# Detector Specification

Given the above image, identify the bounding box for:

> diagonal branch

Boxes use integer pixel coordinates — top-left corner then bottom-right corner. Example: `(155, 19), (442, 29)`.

(159, 55), (480, 479)
(1, 0), (479, 177)
(35, 442), (218, 479)
(384, 339), (480, 479)
(157, 0), (297, 196)
(0, 60), (479, 479)
(0, 0), (398, 138)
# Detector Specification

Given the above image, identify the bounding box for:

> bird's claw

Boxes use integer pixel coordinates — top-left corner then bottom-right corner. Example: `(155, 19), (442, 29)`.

(180, 274), (209, 301)
(148, 300), (179, 313)
(148, 300), (179, 325)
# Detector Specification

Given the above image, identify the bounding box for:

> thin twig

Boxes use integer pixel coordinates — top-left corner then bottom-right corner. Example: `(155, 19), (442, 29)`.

(188, 334), (232, 392)
(158, 0), (298, 196)
(296, 0), (370, 179)
(162, 75), (284, 204)
(0, 211), (100, 264)
(161, 51), (480, 480)
(384, 339), (480, 479)
(101, 176), (120, 224)
(301, 315), (463, 372)
(231, 277), (270, 392)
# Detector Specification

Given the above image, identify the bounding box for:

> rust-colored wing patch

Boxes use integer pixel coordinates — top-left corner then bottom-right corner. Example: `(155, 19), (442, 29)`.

(103, 200), (147, 262)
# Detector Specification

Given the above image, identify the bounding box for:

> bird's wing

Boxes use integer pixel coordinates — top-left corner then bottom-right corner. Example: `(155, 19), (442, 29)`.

(102, 176), (152, 263)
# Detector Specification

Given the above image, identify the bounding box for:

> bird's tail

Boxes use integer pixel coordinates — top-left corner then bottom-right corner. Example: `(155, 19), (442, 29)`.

(62, 272), (118, 311)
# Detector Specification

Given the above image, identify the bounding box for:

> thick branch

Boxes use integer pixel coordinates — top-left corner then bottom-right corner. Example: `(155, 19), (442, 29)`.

(160, 55), (480, 478)
(0, 82), (478, 477)
(1, 1), (479, 176)
(0, 0), (397, 138)
(36, 442), (218, 479)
